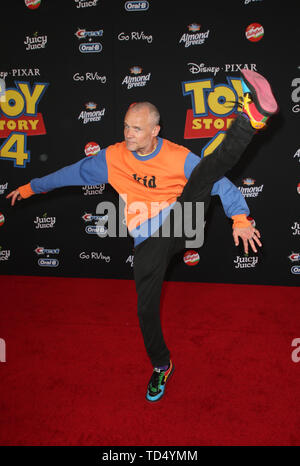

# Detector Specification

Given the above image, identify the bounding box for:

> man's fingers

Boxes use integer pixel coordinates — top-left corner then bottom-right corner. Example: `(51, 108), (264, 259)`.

(249, 238), (258, 253)
(253, 235), (262, 247)
(233, 232), (239, 246)
(243, 238), (249, 255)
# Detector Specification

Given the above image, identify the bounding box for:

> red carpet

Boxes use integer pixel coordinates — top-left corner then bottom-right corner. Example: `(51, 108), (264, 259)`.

(0, 275), (300, 446)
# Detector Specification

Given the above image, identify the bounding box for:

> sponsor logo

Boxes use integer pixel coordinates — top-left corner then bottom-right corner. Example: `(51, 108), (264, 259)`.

(122, 67), (151, 89)
(85, 102), (97, 110)
(179, 24), (210, 47)
(74, 0), (98, 8)
(118, 31), (153, 43)
(0, 80), (48, 168)
(34, 247), (60, 255)
(78, 103), (105, 124)
(0, 182), (8, 195)
(79, 251), (111, 262)
(0, 68), (41, 79)
(38, 258), (59, 267)
(188, 63), (257, 76)
(238, 178), (264, 198)
(75, 28), (103, 39)
(244, 0), (263, 3)
(24, 32), (48, 51)
(188, 63), (221, 76)
(73, 72), (106, 83)
(294, 148), (300, 162)
(125, 1), (149, 11)
(291, 266), (300, 275)
(126, 255), (134, 267)
(82, 184), (105, 196)
(0, 246), (10, 261)
(289, 252), (300, 262)
(82, 212), (108, 236)
(245, 23), (264, 42)
(298, 183), (300, 195)
(25, 0), (41, 9)
(82, 213), (108, 223)
(234, 255), (258, 268)
(183, 250), (200, 266)
(34, 214), (56, 229)
(85, 225), (107, 235)
(84, 142), (100, 156)
(0, 213), (5, 227)
(291, 78), (300, 113)
(35, 246), (60, 267)
(75, 27), (103, 53)
(79, 42), (102, 53)
(292, 222), (300, 236)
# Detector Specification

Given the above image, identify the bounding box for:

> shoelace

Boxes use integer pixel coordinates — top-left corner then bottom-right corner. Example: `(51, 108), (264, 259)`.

(149, 370), (164, 392)
(223, 93), (252, 111)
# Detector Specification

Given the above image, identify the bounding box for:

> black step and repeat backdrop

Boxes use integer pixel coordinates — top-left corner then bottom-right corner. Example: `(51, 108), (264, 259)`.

(0, 0), (299, 285)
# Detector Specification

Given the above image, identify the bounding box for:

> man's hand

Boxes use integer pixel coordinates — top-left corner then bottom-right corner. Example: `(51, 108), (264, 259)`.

(232, 225), (262, 254)
(6, 189), (23, 206)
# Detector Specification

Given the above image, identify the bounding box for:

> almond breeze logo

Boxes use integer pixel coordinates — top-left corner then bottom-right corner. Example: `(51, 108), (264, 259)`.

(179, 24), (210, 48)
(122, 67), (151, 89)
(78, 103), (105, 124)
(125, 1), (149, 11)
(238, 178), (264, 198)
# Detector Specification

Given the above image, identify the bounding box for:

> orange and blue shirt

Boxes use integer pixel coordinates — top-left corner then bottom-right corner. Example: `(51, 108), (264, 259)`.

(18, 137), (250, 245)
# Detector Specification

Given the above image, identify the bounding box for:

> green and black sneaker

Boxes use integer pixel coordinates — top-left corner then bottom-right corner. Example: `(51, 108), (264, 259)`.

(146, 360), (174, 403)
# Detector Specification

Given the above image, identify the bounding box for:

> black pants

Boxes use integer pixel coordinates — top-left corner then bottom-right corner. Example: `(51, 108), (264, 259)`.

(133, 115), (256, 367)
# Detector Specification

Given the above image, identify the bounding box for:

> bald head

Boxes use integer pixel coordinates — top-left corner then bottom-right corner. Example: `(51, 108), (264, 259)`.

(124, 101), (161, 155)
(128, 101), (160, 126)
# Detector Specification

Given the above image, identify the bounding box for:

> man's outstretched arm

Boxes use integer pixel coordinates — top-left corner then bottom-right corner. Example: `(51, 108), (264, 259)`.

(6, 148), (109, 206)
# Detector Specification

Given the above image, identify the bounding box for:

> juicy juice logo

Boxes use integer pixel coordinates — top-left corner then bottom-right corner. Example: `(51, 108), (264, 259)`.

(0, 81), (48, 167)
(182, 77), (244, 157)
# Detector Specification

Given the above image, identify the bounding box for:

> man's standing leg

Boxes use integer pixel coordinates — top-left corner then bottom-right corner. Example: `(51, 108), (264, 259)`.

(134, 232), (182, 403)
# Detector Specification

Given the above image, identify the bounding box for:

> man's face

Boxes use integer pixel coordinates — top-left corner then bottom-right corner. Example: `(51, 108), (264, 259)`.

(124, 107), (160, 154)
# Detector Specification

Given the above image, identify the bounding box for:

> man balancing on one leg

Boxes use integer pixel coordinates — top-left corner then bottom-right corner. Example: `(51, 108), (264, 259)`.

(7, 69), (278, 403)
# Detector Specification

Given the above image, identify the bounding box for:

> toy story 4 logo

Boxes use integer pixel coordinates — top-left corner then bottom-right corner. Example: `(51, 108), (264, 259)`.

(0, 79), (48, 167)
(182, 74), (248, 157)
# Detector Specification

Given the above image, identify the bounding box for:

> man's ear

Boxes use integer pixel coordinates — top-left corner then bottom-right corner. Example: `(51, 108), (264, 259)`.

(153, 125), (160, 137)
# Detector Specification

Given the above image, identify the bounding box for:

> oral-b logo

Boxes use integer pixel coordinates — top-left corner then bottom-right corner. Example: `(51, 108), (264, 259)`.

(38, 258), (59, 267)
(125, 1), (149, 11)
(85, 225), (107, 235)
(79, 43), (102, 53)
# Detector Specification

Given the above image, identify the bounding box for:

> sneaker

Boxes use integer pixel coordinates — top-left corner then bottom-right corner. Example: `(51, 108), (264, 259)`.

(146, 360), (174, 403)
(240, 68), (279, 129)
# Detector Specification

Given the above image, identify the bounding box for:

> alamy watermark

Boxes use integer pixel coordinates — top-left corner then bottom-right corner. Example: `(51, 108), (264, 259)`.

(95, 197), (205, 248)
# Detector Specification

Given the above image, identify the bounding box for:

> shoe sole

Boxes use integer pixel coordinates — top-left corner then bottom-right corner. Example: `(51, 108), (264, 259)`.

(145, 363), (175, 404)
(241, 69), (278, 116)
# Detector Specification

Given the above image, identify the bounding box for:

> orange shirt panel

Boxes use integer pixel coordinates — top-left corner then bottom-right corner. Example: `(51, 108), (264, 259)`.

(105, 140), (190, 230)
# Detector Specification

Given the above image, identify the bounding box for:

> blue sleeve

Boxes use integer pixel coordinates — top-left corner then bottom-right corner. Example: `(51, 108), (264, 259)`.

(211, 177), (250, 218)
(30, 149), (108, 194)
(184, 151), (201, 179)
